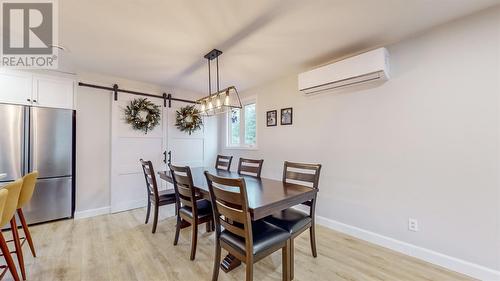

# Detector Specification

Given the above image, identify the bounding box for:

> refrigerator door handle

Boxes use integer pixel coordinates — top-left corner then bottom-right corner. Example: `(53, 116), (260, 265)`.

(23, 107), (29, 175)
(29, 108), (34, 173)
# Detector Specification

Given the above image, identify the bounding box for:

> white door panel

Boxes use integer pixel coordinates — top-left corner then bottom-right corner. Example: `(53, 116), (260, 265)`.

(115, 138), (163, 174)
(167, 102), (205, 170)
(169, 138), (204, 167)
(111, 93), (167, 213)
(111, 91), (207, 214)
(112, 173), (146, 212)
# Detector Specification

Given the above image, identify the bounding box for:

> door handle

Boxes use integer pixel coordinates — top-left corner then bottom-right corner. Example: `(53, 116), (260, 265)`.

(163, 151), (172, 165)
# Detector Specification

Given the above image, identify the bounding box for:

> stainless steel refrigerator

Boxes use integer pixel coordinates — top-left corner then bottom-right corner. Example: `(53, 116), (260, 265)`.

(0, 103), (74, 224)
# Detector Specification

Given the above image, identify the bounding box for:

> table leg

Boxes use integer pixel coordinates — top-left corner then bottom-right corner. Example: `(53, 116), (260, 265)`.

(220, 254), (241, 272)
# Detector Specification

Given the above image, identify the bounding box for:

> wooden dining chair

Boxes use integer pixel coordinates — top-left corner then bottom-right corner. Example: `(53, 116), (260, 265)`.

(16, 171), (39, 258)
(1, 179), (25, 281)
(140, 159), (176, 233)
(264, 161), (321, 279)
(204, 171), (291, 281)
(0, 188), (20, 281)
(237, 158), (264, 178)
(215, 155), (233, 171)
(169, 164), (213, 260)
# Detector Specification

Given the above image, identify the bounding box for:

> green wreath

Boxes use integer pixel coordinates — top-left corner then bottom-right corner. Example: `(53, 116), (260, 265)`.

(124, 98), (161, 134)
(175, 105), (203, 135)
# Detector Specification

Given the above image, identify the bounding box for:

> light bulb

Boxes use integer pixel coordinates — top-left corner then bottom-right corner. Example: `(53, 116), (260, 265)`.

(207, 99), (213, 110)
(200, 102), (206, 112)
(224, 94), (230, 106)
(216, 95), (222, 109)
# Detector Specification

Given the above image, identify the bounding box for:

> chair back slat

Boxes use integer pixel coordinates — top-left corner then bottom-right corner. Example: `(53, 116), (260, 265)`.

(204, 171), (253, 252)
(179, 196), (194, 208)
(220, 219), (246, 238)
(169, 164), (198, 213)
(215, 200), (246, 224)
(210, 185), (244, 206)
(174, 173), (192, 186)
(176, 183), (192, 198)
(215, 155), (233, 171)
(238, 158), (264, 178)
(140, 159), (160, 201)
(282, 161), (322, 189)
(285, 171), (316, 183)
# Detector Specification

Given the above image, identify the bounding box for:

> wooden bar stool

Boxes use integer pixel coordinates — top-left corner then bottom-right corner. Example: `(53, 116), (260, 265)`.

(16, 171), (38, 257)
(0, 188), (18, 281)
(0, 179), (24, 281)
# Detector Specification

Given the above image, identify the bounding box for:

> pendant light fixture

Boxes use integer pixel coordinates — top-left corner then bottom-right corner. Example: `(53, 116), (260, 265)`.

(197, 49), (242, 116)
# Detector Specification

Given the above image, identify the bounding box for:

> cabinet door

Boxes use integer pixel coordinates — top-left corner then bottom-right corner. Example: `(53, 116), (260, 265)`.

(34, 76), (74, 109)
(0, 71), (33, 105)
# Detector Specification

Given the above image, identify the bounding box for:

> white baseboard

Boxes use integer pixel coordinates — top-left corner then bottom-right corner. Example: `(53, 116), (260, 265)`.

(73, 199), (148, 220)
(74, 206), (110, 219)
(316, 216), (500, 281)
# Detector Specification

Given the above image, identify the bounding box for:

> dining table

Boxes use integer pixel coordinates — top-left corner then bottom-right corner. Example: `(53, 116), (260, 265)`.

(158, 167), (317, 276)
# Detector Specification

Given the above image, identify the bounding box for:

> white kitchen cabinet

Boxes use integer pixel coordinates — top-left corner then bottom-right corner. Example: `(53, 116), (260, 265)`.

(33, 76), (74, 109)
(0, 70), (75, 109)
(0, 71), (33, 106)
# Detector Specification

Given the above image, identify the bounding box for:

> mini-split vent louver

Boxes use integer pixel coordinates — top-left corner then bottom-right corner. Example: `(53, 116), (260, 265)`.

(298, 48), (390, 95)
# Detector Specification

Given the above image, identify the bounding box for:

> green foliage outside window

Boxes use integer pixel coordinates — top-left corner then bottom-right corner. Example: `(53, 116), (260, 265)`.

(244, 104), (256, 145)
(229, 102), (256, 147)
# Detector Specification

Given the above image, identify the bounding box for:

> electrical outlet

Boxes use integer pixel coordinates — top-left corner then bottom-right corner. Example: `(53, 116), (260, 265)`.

(408, 218), (419, 232)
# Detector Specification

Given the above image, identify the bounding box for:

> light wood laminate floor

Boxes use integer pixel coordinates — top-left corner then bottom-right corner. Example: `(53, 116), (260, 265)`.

(3, 208), (474, 281)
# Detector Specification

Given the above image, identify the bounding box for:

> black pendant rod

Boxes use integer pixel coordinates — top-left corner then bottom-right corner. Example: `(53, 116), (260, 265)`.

(78, 82), (197, 107)
(208, 59), (211, 96)
(216, 56), (220, 93)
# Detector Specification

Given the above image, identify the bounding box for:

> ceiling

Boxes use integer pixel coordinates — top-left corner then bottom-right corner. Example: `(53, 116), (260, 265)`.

(59, 0), (499, 94)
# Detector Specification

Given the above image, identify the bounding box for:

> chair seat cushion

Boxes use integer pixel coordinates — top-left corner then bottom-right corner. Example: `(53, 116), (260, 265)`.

(159, 189), (175, 197)
(179, 199), (212, 219)
(263, 208), (312, 234)
(220, 220), (290, 255)
(157, 189), (176, 203)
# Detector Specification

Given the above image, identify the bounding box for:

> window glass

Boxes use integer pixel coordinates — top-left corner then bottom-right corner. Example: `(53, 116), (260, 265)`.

(230, 108), (240, 145)
(244, 103), (256, 145)
(227, 99), (257, 148)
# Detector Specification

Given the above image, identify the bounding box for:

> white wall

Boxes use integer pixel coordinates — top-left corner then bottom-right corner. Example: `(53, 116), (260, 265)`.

(75, 72), (215, 217)
(75, 80), (112, 215)
(219, 7), (500, 277)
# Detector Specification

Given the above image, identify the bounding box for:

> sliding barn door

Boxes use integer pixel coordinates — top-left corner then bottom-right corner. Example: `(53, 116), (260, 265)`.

(166, 102), (205, 169)
(110, 93), (167, 213)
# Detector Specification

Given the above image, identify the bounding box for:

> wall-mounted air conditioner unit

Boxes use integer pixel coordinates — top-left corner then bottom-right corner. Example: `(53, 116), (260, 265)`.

(298, 47), (390, 95)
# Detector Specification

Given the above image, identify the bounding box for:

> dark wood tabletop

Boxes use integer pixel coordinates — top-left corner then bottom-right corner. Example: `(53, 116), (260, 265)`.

(158, 167), (317, 220)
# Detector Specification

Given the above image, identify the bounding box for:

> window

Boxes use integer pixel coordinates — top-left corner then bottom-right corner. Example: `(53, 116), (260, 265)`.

(227, 99), (257, 148)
